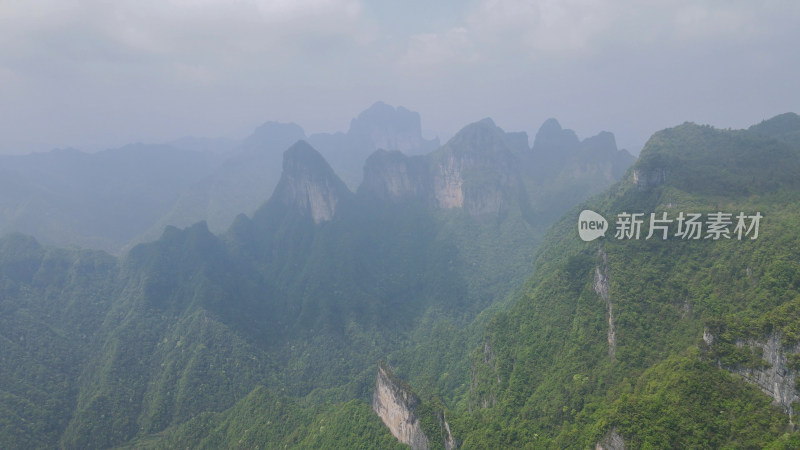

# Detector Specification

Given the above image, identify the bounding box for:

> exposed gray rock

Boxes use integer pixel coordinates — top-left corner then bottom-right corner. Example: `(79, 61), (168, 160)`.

(705, 328), (800, 426)
(596, 427), (625, 450)
(372, 363), (458, 449)
(361, 150), (429, 202)
(433, 153), (466, 210)
(633, 167), (667, 188)
(731, 333), (800, 423)
(594, 247), (616, 361)
(361, 118), (523, 219)
(274, 141), (351, 224)
(372, 363), (430, 450)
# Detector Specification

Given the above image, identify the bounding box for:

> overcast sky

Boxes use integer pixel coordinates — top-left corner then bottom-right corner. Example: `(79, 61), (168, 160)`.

(1, 0), (798, 155)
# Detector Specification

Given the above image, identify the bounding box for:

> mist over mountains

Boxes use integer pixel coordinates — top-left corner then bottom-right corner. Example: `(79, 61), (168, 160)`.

(0, 102), (632, 255)
(4, 108), (799, 448)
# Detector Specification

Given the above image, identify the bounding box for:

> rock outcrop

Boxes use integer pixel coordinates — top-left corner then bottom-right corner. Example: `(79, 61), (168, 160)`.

(372, 362), (458, 449)
(273, 141), (351, 224)
(358, 116), (634, 226)
(360, 150), (430, 202)
(594, 247), (617, 361)
(733, 333), (800, 422)
(361, 118), (526, 219)
(595, 427), (626, 449)
(433, 152), (466, 210)
(431, 118), (520, 217)
(372, 363), (430, 450)
(632, 167), (667, 189)
(704, 328), (800, 424)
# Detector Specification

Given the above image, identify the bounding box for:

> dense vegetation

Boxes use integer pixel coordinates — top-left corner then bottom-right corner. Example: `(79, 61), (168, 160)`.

(451, 115), (800, 447)
(2, 116), (615, 448)
(3, 113), (799, 448)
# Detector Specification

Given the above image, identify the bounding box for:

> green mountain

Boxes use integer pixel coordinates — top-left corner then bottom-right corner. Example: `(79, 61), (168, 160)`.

(452, 113), (800, 448)
(138, 115), (800, 448)
(0, 116), (634, 449)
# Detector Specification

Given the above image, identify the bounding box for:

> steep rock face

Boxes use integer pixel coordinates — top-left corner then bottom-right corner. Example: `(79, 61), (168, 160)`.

(360, 150), (430, 202)
(273, 141), (351, 224)
(707, 331), (800, 422)
(361, 118), (526, 219)
(360, 117), (634, 220)
(431, 118), (522, 217)
(433, 152), (466, 210)
(595, 428), (625, 450)
(373, 363), (430, 450)
(463, 183), (504, 217)
(593, 247), (616, 361)
(632, 167), (667, 188)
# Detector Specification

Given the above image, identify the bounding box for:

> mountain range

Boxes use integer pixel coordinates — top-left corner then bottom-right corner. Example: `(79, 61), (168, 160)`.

(7, 111), (798, 448)
(0, 102), (629, 256)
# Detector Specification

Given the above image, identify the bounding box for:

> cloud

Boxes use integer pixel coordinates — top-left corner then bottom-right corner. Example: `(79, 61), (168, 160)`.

(1, 0), (798, 154)
(395, 0), (800, 70)
(400, 27), (479, 69)
(468, 0), (612, 55)
(0, 0), (367, 67)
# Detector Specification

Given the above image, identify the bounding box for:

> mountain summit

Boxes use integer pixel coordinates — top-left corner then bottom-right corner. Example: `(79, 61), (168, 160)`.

(359, 118), (527, 218)
(273, 141), (351, 223)
(348, 101), (439, 155)
(309, 102), (440, 188)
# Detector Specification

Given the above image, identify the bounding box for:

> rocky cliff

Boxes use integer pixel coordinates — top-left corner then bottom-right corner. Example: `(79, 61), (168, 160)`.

(372, 363), (457, 450)
(361, 118), (526, 219)
(593, 247), (617, 361)
(360, 150), (430, 202)
(359, 117), (634, 222)
(273, 141), (351, 223)
(372, 363), (431, 450)
(632, 167), (667, 188)
(705, 330), (800, 424)
(309, 102), (439, 188)
(431, 118), (521, 217)
(595, 428), (626, 450)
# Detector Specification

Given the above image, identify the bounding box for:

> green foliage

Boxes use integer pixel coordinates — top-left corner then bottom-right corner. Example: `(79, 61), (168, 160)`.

(0, 164), (546, 448)
(3, 114), (800, 448)
(453, 119), (800, 447)
(611, 351), (788, 448)
(141, 386), (405, 449)
(0, 235), (118, 449)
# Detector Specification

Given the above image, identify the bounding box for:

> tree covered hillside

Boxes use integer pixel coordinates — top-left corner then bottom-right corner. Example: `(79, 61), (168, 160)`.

(455, 113), (800, 448)
(0, 116), (632, 448)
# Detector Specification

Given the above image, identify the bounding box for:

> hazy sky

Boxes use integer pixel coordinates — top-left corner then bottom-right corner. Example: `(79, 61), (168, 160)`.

(1, 0), (798, 154)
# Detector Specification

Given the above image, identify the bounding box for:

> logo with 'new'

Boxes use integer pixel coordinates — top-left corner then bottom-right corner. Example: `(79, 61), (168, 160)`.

(578, 210), (608, 242)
